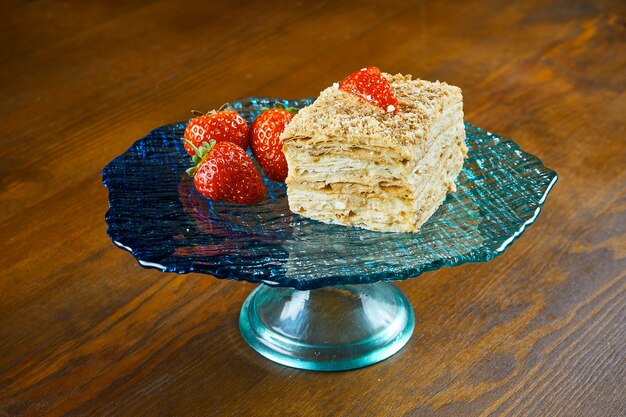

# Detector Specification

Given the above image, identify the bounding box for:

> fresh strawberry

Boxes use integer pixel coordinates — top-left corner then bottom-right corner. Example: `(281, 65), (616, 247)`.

(185, 140), (266, 205)
(183, 108), (249, 156)
(249, 105), (296, 182)
(338, 67), (399, 113)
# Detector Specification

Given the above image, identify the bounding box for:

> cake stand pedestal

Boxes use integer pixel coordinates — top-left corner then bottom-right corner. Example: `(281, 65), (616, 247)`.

(239, 281), (414, 371)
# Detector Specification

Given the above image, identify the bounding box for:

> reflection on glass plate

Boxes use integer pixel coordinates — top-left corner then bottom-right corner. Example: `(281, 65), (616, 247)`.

(103, 97), (557, 290)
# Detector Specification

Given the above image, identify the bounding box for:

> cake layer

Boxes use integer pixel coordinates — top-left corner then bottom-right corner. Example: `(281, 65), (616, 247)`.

(285, 119), (465, 188)
(288, 141), (465, 201)
(287, 140), (466, 232)
(287, 138), (464, 207)
(281, 73), (463, 162)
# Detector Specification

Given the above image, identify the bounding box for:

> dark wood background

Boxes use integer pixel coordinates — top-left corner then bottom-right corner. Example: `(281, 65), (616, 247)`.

(1, 0), (624, 416)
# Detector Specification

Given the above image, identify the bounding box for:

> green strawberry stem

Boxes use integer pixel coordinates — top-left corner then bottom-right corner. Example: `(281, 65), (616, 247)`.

(189, 103), (231, 119)
(184, 139), (216, 176)
(260, 102), (299, 115)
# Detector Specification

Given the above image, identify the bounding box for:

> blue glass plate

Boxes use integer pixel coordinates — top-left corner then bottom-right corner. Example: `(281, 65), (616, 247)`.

(102, 97), (557, 290)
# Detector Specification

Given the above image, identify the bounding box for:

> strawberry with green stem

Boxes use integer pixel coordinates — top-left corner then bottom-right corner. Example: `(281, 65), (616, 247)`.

(183, 105), (249, 156)
(184, 139), (266, 205)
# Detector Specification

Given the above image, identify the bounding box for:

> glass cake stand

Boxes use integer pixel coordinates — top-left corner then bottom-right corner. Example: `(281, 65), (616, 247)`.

(102, 97), (558, 371)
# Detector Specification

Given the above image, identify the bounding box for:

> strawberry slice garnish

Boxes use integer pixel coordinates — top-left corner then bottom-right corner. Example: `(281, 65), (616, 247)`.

(339, 67), (399, 113)
(183, 107), (249, 156)
(249, 105), (296, 183)
(185, 140), (266, 205)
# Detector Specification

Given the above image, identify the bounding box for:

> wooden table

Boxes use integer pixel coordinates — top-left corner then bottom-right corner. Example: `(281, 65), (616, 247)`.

(1, 1), (624, 416)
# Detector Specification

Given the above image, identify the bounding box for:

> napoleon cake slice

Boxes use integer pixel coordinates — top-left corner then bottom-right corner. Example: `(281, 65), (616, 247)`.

(281, 68), (467, 233)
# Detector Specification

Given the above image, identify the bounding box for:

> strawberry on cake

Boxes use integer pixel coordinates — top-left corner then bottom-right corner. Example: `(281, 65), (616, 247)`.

(280, 67), (467, 233)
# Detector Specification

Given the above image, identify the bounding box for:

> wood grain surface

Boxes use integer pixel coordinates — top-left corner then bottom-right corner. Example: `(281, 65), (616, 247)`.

(1, 0), (625, 416)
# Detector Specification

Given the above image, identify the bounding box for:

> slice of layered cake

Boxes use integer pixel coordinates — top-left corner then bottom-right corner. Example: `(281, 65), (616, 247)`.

(281, 67), (467, 232)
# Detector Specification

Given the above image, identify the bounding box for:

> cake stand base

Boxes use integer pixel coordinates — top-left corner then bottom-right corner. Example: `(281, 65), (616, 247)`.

(239, 281), (414, 371)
